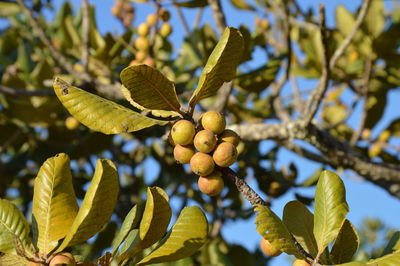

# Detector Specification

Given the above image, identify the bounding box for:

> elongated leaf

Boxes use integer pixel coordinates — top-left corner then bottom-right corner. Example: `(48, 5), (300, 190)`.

(189, 27), (244, 107)
(174, 0), (208, 8)
(56, 159), (119, 252)
(53, 78), (168, 135)
(120, 65), (181, 113)
(136, 206), (208, 265)
(118, 229), (139, 256)
(314, 171), (349, 256)
(255, 205), (301, 257)
(367, 250), (400, 266)
(335, 262), (366, 266)
(0, 253), (28, 266)
(330, 219), (360, 264)
(112, 204), (143, 255)
(283, 201), (318, 258)
(381, 231), (400, 256)
(32, 153), (78, 254)
(363, 0), (385, 38)
(0, 199), (32, 255)
(229, 0), (254, 10)
(336, 6), (355, 36)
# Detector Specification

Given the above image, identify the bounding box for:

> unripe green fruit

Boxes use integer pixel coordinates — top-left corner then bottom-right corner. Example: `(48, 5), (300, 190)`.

(49, 252), (76, 266)
(160, 23), (172, 38)
(260, 238), (281, 257)
(137, 23), (150, 36)
(194, 130), (217, 153)
(198, 171), (224, 196)
(212, 142), (238, 167)
(171, 120), (195, 145)
(146, 13), (157, 26)
(201, 111), (226, 134)
(293, 259), (311, 266)
(65, 116), (80, 130)
(135, 36), (150, 51)
(219, 129), (240, 146)
(190, 152), (215, 176)
(158, 8), (171, 22)
(174, 144), (195, 164)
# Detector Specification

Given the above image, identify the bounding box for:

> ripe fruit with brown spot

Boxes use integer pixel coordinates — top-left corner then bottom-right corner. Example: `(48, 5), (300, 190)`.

(213, 142), (238, 167)
(293, 259), (311, 266)
(135, 36), (150, 51)
(201, 111), (226, 134)
(146, 13), (157, 26)
(49, 252), (76, 266)
(137, 23), (150, 36)
(174, 144), (195, 164)
(260, 238), (281, 257)
(198, 171), (224, 196)
(190, 152), (215, 176)
(219, 129), (240, 146)
(158, 8), (170, 21)
(171, 120), (195, 145)
(65, 116), (80, 130)
(194, 130), (217, 153)
(160, 23), (172, 38)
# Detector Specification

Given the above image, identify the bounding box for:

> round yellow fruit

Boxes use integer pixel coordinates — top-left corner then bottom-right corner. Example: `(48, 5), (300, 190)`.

(134, 36), (150, 51)
(171, 120), (195, 145)
(268, 181), (281, 197)
(260, 238), (281, 257)
(160, 23), (172, 38)
(174, 144), (195, 164)
(219, 129), (240, 146)
(190, 152), (215, 176)
(212, 142), (238, 167)
(198, 171), (224, 196)
(201, 111), (226, 134)
(146, 13), (157, 26)
(135, 50), (147, 62)
(194, 130), (217, 153)
(137, 23), (150, 36)
(49, 252), (76, 266)
(143, 56), (155, 67)
(65, 116), (80, 130)
(293, 259), (311, 266)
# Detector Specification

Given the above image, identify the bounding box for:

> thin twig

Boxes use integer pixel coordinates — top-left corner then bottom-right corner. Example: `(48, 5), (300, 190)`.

(81, 0), (90, 73)
(193, 7), (203, 29)
(0, 85), (55, 97)
(207, 0), (226, 35)
(173, 0), (190, 35)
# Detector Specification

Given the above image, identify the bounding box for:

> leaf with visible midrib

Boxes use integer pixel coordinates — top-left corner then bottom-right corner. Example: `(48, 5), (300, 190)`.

(136, 206), (208, 265)
(367, 250), (400, 266)
(0, 199), (33, 255)
(189, 27), (244, 107)
(120, 65), (181, 113)
(56, 159), (119, 252)
(255, 205), (301, 257)
(0, 253), (28, 266)
(283, 201), (318, 258)
(32, 153), (78, 254)
(330, 219), (360, 264)
(313, 171), (349, 256)
(53, 78), (168, 135)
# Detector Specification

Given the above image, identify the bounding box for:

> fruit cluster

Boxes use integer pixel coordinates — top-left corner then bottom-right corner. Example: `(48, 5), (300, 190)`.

(260, 238), (310, 266)
(170, 111), (240, 197)
(111, 0), (134, 28)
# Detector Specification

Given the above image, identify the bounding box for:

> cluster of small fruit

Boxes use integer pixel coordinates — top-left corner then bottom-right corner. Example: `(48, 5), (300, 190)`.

(111, 0), (134, 28)
(260, 238), (310, 266)
(170, 111), (240, 197)
(130, 9), (172, 67)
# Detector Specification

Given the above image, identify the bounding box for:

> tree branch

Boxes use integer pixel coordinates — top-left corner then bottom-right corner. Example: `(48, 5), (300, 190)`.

(207, 0), (226, 35)
(81, 0), (90, 73)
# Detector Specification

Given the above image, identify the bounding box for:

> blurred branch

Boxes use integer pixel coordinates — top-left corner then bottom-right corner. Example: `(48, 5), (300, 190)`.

(173, 1), (190, 35)
(0, 85), (55, 97)
(207, 0), (226, 35)
(193, 7), (203, 29)
(81, 0), (90, 73)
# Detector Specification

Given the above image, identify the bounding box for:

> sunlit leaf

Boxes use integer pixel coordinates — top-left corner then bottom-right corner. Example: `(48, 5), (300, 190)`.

(0, 253), (28, 266)
(0, 1), (20, 17)
(314, 171), (349, 256)
(174, 0), (208, 8)
(336, 5), (355, 36)
(366, 250), (400, 266)
(330, 219), (360, 264)
(120, 65), (181, 113)
(229, 0), (254, 11)
(136, 206), (208, 265)
(32, 153), (79, 254)
(255, 205), (301, 257)
(334, 262), (366, 266)
(56, 159), (119, 252)
(53, 78), (168, 135)
(189, 27), (244, 107)
(0, 199), (33, 255)
(363, 0), (385, 38)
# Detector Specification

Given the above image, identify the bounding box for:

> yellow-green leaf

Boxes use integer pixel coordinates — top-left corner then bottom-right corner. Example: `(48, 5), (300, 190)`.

(367, 250), (400, 266)
(0, 253), (28, 266)
(255, 205), (301, 257)
(174, 0), (208, 8)
(136, 206), (208, 265)
(229, 0), (254, 11)
(189, 27), (244, 107)
(314, 170), (349, 256)
(0, 199), (32, 255)
(333, 262), (366, 266)
(56, 159), (119, 252)
(53, 78), (168, 135)
(120, 65), (181, 113)
(364, 0), (385, 38)
(336, 5), (355, 36)
(381, 231), (400, 256)
(32, 153), (79, 254)
(282, 201), (318, 258)
(330, 219), (360, 264)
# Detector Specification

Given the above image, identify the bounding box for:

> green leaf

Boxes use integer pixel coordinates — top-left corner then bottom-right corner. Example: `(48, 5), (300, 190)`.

(381, 231), (400, 256)
(120, 65), (181, 113)
(367, 250), (400, 266)
(254, 205), (301, 257)
(363, 0), (385, 38)
(53, 78), (168, 135)
(229, 0), (255, 11)
(136, 206), (208, 265)
(330, 219), (360, 264)
(189, 27), (244, 107)
(282, 201), (318, 258)
(313, 170), (349, 256)
(112, 204), (143, 255)
(298, 169), (322, 187)
(0, 199), (32, 255)
(56, 159), (119, 252)
(174, 0), (208, 8)
(0, 253), (28, 266)
(118, 229), (139, 256)
(32, 153), (79, 254)
(0, 1), (20, 17)
(336, 5), (355, 36)
(334, 262), (366, 266)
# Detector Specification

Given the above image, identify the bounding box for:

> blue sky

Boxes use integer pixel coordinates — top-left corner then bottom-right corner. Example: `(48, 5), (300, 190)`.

(46, 1), (400, 265)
